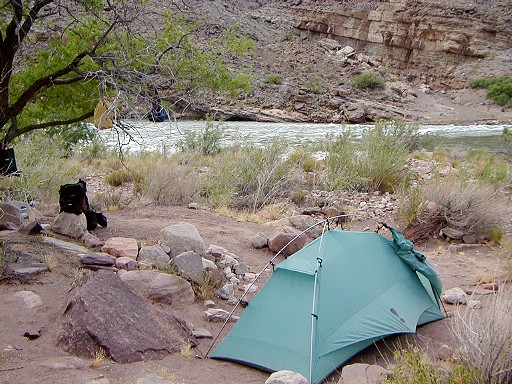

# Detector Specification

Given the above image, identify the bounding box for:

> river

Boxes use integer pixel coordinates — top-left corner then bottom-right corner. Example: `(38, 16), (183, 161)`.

(99, 120), (510, 153)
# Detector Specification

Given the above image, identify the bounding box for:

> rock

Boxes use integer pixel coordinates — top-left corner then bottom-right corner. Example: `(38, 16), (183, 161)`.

(338, 45), (356, 56)
(40, 356), (89, 370)
(87, 378), (110, 384)
(188, 203), (198, 210)
(51, 212), (88, 239)
(218, 253), (239, 269)
(318, 37), (342, 51)
(440, 227), (465, 240)
(252, 233), (269, 249)
(0, 201), (27, 226)
(268, 226), (308, 257)
(204, 308), (238, 322)
(343, 102), (367, 123)
(202, 258), (217, 271)
(9, 261), (48, 278)
(204, 300), (215, 308)
(170, 250), (205, 284)
(265, 370), (308, 384)
(339, 363), (391, 384)
(102, 237), (139, 259)
(437, 344), (453, 361)
(138, 244), (171, 269)
(57, 270), (192, 363)
(12, 290), (43, 308)
(242, 284), (258, 294)
(244, 273), (257, 282)
(119, 270), (195, 306)
(467, 300), (482, 309)
(80, 253), (115, 267)
(442, 287), (467, 305)
(462, 234), (477, 244)
(483, 282), (499, 291)
(207, 244), (226, 259)
(448, 243), (486, 254)
(18, 220), (42, 235)
(215, 283), (235, 300)
(80, 232), (105, 248)
(160, 222), (206, 258)
(115, 256), (138, 270)
(289, 215), (321, 237)
(235, 262), (249, 275)
(43, 237), (91, 254)
(191, 328), (213, 339)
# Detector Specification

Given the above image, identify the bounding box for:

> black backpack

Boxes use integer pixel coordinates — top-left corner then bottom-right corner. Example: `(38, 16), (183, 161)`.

(59, 179), (107, 230)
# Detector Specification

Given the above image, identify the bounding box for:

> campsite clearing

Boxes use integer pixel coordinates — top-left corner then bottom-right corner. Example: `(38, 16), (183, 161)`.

(0, 205), (508, 384)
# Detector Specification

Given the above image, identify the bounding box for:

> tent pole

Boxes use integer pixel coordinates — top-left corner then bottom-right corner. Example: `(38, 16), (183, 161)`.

(309, 221), (328, 384)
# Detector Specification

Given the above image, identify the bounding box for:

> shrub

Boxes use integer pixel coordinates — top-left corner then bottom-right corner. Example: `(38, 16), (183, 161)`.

(9, 132), (83, 212)
(351, 72), (385, 90)
(324, 121), (414, 192)
(264, 75), (284, 85)
(105, 169), (133, 187)
(176, 118), (224, 155)
(142, 158), (200, 205)
(387, 346), (483, 384)
(466, 150), (510, 189)
(398, 176), (506, 242)
(470, 76), (512, 106)
(451, 288), (512, 384)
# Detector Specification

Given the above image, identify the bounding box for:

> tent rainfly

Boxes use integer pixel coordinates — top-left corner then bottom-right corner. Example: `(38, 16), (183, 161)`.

(210, 225), (445, 384)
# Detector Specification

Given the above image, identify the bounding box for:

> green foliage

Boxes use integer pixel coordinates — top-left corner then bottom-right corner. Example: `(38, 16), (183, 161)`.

(176, 118), (225, 156)
(324, 121), (414, 192)
(466, 150), (510, 188)
(264, 75), (284, 85)
(8, 133), (83, 211)
(203, 138), (297, 211)
(280, 31), (298, 42)
(387, 347), (483, 384)
(105, 169), (133, 187)
(0, 4), (254, 146)
(46, 123), (98, 152)
(303, 79), (325, 94)
(351, 72), (385, 90)
(470, 76), (512, 106)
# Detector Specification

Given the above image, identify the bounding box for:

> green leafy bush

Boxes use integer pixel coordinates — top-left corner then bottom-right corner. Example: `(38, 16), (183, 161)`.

(264, 75), (284, 85)
(351, 72), (385, 90)
(176, 118), (225, 156)
(470, 76), (512, 106)
(324, 121), (415, 192)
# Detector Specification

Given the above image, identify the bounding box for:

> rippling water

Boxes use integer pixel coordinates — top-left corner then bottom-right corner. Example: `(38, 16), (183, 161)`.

(99, 120), (510, 153)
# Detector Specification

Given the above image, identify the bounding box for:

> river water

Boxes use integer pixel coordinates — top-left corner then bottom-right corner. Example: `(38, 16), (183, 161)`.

(99, 120), (510, 153)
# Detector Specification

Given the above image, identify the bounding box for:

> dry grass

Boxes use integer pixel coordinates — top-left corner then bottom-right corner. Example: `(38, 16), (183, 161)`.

(450, 288), (512, 384)
(399, 177), (506, 242)
(90, 348), (107, 369)
(44, 254), (58, 272)
(180, 342), (194, 358)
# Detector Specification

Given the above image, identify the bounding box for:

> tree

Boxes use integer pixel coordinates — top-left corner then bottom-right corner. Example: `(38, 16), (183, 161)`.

(0, 0), (253, 149)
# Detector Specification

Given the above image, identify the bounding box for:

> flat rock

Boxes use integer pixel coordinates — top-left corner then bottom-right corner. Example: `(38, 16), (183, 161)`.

(80, 253), (115, 266)
(102, 237), (139, 259)
(57, 270), (191, 363)
(12, 290), (43, 308)
(120, 270), (195, 306)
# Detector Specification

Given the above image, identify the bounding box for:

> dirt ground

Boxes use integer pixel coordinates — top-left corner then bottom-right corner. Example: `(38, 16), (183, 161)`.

(0, 204), (508, 384)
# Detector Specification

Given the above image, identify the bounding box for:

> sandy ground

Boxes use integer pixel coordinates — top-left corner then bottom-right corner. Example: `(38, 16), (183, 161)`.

(0, 204), (508, 384)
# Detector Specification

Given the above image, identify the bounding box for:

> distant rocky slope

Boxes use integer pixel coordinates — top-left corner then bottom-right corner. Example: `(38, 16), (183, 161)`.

(167, 0), (512, 124)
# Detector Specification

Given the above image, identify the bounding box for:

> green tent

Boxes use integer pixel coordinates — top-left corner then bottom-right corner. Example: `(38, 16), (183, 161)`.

(210, 227), (444, 384)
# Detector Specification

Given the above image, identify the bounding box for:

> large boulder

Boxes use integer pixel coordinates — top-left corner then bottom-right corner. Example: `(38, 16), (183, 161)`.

(268, 226), (308, 257)
(160, 222), (206, 258)
(51, 212), (88, 239)
(57, 270), (192, 363)
(119, 270), (195, 306)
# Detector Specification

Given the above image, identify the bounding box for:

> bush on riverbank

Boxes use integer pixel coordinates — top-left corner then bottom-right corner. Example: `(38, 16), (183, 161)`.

(471, 76), (512, 107)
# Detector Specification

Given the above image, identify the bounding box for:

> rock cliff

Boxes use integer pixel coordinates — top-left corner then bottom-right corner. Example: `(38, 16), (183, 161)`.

(169, 0), (512, 124)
